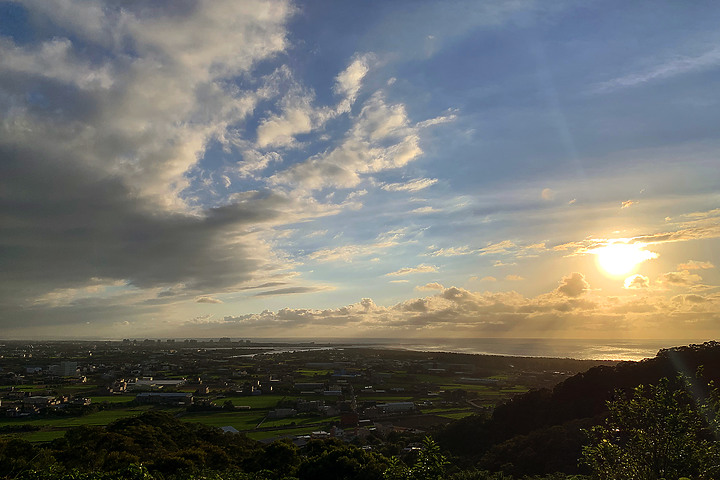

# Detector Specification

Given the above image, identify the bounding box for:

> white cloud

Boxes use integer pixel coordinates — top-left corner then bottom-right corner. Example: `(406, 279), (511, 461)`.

(256, 101), (315, 148)
(426, 245), (475, 257)
(480, 240), (516, 255)
(415, 112), (457, 128)
(270, 92), (442, 191)
(0, 37), (113, 90)
(385, 264), (438, 277)
(255, 53), (376, 149)
(334, 54), (373, 112)
(237, 150), (283, 178)
(1, 0), (293, 212)
(382, 178), (438, 192)
(494, 260), (517, 267)
(308, 230), (406, 263)
(593, 46), (720, 93)
(411, 206), (439, 214)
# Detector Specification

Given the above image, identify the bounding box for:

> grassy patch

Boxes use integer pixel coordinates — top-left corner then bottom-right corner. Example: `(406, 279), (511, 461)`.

(295, 369), (332, 376)
(500, 386), (529, 394)
(90, 395), (134, 404)
(409, 374), (453, 384)
(212, 395), (286, 409)
(419, 407), (469, 414)
(438, 411), (476, 420)
(245, 425), (318, 441)
(57, 384), (98, 392)
(0, 406), (164, 429)
(14, 385), (47, 392)
(445, 384), (502, 393)
(259, 414), (335, 429)
(181, 411), (266, 430)
(355, 395), (413, 402)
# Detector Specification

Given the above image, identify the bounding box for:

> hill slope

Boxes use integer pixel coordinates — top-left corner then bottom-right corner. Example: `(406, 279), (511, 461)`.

(438, 341), (720, 476)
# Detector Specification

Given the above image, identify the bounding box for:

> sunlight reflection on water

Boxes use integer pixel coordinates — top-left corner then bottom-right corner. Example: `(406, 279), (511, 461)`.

(250, 337), (711, 361)
(329, 338), (706, 361)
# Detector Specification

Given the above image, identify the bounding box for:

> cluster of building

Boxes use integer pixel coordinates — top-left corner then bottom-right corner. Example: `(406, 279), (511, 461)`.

(0, 339), (583, 439)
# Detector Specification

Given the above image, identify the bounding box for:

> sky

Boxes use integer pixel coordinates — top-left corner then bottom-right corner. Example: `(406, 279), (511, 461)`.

(0, 0), (719, 341)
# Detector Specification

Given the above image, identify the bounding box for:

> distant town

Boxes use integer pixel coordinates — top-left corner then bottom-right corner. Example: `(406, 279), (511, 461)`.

(0, 339), (614, 446)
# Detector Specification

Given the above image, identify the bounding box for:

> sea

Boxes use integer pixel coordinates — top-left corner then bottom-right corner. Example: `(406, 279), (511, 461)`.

(249, 337), (714, 362)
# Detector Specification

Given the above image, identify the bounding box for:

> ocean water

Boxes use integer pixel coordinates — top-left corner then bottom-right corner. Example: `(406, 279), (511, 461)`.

(356, 338), (697, 361)
(252, 337), (713, 361)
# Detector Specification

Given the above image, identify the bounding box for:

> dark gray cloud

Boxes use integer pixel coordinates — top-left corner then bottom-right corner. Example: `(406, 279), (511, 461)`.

(238, 282), (289, 290)
(0, 145), (287, 289)
(0, 0), (300, 334)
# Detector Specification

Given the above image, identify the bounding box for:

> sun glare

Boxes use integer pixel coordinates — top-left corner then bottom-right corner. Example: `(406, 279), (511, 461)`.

(593, 243), (658, 276)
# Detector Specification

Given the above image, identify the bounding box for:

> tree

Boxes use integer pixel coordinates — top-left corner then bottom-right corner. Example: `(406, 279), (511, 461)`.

(298, 439), (388, 480)
(383, 437), (449, 480)
(582, 377), (720, 480)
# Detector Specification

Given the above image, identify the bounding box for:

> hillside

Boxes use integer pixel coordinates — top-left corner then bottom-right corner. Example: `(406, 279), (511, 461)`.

(438, 341), (720, 476)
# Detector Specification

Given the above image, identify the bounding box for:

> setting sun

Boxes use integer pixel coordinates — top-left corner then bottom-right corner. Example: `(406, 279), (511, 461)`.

(593, 243), (659, 276)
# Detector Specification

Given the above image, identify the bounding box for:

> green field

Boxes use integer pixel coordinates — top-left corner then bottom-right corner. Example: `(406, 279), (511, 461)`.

(212, 394), (287, 409)
(180, 411), (267, 429)
(295, 369), (332, 376)
(245, 425), (318, 441)
(90, 395), (135, 404)
(259, 414), (336, 430)
(13, 385), (47, 392)
(56, 384), (98, 393)
(438, 411), (475, 420)
(355, 395), (413, 402)
(500, 386), (530, 394)
(0, 375), (528, 444)
(0, 406), (159, 429)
